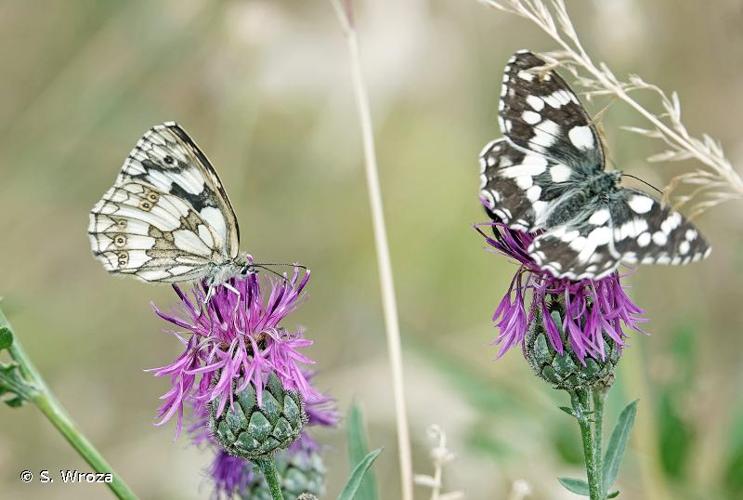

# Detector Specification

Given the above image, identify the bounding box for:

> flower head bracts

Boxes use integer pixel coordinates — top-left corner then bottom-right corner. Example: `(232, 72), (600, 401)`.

(477, 223), (646, 363)
(205, 377), (337, 497)
(149, 267), (320, 435)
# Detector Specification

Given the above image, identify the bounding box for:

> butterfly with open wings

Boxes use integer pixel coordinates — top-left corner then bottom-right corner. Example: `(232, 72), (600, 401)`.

(479, 50), (711, 280)
(88, 122), (250, 297)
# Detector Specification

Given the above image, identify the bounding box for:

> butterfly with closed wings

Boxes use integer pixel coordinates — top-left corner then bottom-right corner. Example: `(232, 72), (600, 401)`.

(479, 50), (711, 281)
(89, 122), (250, 298)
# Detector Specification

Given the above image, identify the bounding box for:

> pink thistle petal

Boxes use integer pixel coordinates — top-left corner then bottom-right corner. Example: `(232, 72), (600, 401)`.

(480, 222), (646, 361)
(148, 267), (336, 438)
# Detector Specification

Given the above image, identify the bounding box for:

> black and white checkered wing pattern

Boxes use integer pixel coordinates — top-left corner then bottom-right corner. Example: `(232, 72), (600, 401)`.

(479, 138), (575, 232)
(480, 50), (711, 280)
(88, 122), (241, 282)
(499, 50), (604, 169)
(529, 189), (711, 280)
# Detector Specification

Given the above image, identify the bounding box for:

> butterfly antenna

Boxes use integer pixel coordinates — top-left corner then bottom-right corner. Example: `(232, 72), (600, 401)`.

(245, 264), (288, 282)
(244, 262), (309, 282)
(621, 173), (664, 195)
(251, 262), (308, 271)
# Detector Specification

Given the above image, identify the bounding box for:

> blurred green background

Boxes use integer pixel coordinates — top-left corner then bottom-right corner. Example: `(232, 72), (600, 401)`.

(1, 0), (742, 498)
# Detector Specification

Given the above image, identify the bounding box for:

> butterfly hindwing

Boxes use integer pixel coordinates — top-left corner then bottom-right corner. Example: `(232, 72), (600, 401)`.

(89, 122), (240, 283)
(499, 50), (604, 169)
(608, 189), (710, 266)
(89, 183), (223, 281)
(528, 189), (711, 280)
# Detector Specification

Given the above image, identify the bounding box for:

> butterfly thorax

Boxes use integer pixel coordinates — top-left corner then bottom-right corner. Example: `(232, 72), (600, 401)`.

(205, 258), (245, 288)
(584, 170), (622, 198)
(546, 170), (622, 227)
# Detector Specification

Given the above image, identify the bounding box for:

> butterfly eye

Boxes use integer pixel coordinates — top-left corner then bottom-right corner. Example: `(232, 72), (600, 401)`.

(163, 155), (174, 165)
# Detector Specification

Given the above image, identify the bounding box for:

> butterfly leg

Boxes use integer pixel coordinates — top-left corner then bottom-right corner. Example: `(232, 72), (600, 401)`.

(202, 282), (241, 305)
(203, 285), (216, 305)
(222, 282), (240, 299)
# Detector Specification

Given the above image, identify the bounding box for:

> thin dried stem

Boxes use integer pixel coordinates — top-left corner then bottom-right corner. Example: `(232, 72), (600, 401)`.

(330, 2), (414, 499)
(414, 425), (464, 500)
(480, 0), (743, 216)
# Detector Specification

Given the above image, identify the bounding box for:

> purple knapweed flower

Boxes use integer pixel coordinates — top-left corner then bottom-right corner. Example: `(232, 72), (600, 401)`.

(148, 266), (322, 436)
(211, 449), (255, 499)
(477, 222), (646, 363)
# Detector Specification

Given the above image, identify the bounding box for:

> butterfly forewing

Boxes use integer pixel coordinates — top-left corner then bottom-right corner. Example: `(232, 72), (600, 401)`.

(120, 123), (239, 256)
(89, 122), (241, 283)
(499, 50), (604, 169)
(480, 138), (575, 231)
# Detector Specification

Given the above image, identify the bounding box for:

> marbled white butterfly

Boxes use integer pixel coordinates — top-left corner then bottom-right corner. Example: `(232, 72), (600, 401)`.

(89, 122), (249, 295)
(479, 50), (711, 280)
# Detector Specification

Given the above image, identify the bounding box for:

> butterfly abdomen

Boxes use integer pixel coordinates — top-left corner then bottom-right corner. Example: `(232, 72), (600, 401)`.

(545, 171), (621, 227)
(546, 191), (591, 227)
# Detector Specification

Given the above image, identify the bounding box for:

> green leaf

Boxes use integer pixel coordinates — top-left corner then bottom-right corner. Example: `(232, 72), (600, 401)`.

(0, 362), (35, 407)
(337, 448), (383, 500)
(608, 490), (620, 498)
(559, 406), (576, 417)
(0, 327), (12, 351)
(603, 400), (638, 490)
(4, 395), (24, 407)
(558, 477), (590, 495)
(346, 403), (378, 500)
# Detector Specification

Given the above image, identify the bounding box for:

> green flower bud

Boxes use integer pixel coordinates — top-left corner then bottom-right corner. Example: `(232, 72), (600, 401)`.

(281, 448), (325, 499)
(240, 447), (326, 500)
(524, 298), (621, 392)
(211, 372), (306, 460)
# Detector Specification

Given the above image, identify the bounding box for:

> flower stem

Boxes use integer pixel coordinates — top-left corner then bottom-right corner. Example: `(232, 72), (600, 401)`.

(330, 2), (414, 499)
(571, 389), (604, 500)
(0, 309), (138, 499)
(592, 387), (608, 499)
(254, 457), (285, 500)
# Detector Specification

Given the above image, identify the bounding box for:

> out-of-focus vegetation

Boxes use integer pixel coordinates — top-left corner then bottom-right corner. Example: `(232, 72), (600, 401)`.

(1, 1), (742, 498)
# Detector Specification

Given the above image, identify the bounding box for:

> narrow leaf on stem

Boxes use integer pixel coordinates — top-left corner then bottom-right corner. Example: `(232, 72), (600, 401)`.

(559, 406), (577, 417)
(338, 449), (383, 500)
(603, 400), (638, 491)
(558, 477), (590, 496)
(346, 403), (379, 500)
